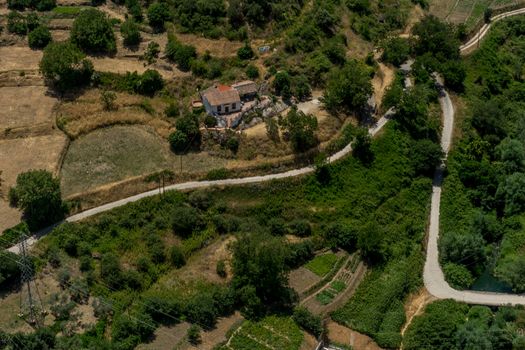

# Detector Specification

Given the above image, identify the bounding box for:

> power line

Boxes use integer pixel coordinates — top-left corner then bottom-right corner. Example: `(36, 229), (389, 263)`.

(0, 253), (193, 349)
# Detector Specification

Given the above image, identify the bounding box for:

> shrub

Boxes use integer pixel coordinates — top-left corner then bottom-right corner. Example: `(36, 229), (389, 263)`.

(120, 19), (141, 47)
(100, 253), (123, 289)
(70, 9), (116, 54)
(246, 64), (260, 79)
(172, 206), (205, 238)
(147, 2), (170, 32)
(188, 190), (213, 210)
(169, 245), (186, 268)
(288, 219), (311, 237)
(226, 136), (239, 153)
(0, 251), (20, 289)
(164, 103), (179, 118)
(165, 39), (197, 71)
(7, 0), (29, 10)
(216, 260), (227, 278)
(143, 41), (160, 64)
(40, 42), (93, 92)
(169, 130), (189, 153)
(134, 69), (163, 96)
(79, 255), (93, 272)
(100, 90), (117, 111)
(237, 42), (254, 60)
(35, 0), (55, 11)
(204, 114), (217, 127)
(7, 11), (27, 35)
(443, 263), (474, 289)
(268, 218), (286, 235)
(28, 25), (52, 49)
(293, 307), (322, 337)
(187, 324), (201, 344)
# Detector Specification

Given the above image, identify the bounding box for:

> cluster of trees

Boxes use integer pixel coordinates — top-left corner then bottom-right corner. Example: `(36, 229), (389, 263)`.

(7, 0), (55, 11)
(439, 17), (525, 292)
(404, 300), (525, 350)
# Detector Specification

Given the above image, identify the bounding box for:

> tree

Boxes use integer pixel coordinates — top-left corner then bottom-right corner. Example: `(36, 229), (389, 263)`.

(411, 139), (443, 177)
(100, 253), (123, 289)
(135, 69), (163, 96)
(165, 39), (197, 71)
(172, 206), (205, 238)
(293, 307), (322, 337)
(357, 222), (384, 264)
(279, 107), (318, 153)
(353, 128), (374, 166)
(7, 11), (27, 34)
(70, 9), (116, 54)
(143, 41), (160, 64)
(273, 71), (292, 97)
(28, 25), (52, 49)
(40, 42), (93, 92)
(440, 232), (486, 272)
(442, 60), (466, 92)
(443, 262), (474, 289)
(495, 255), (525, 293)
(120, 18), (141, 47)
(237, 42), (254, 60)
(9, 170), (66, 230)
(231, 233), (295, 316)
(323, 59), (372, 115)
(381, 37), (410, 66)
(169, 130), (189, 153)
(412, 15), (460, 60)
(246, 64), (259, 79)
(495, 138), (525, 174)
(170, 114), (201, 152)
(169, 245), (186, 268)
(394, 88), (438, 141)
(147, 2), (170, 32)
(496, 172), (525, 216)
(187, 324), (201, 345)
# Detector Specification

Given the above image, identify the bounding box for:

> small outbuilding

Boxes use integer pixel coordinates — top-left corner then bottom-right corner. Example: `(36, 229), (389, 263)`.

(231, 80), (258, 101)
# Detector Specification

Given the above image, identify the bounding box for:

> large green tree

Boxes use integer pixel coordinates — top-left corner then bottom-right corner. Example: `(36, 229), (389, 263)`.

(231, 233), (295, 318)
(70, 9), (116, 54)
(323, 59), (372, 115)
(39, 42), (93, 92)
(279, 107), (318, 153)
(9, 170), (67, 230)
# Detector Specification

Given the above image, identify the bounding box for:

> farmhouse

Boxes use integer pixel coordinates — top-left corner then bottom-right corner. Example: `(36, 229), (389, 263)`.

(200, 84), (242, 116)
(200, 81), (258, 116)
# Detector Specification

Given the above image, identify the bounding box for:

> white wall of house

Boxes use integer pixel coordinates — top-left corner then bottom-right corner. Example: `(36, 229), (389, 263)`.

(203, 98), (241, 116)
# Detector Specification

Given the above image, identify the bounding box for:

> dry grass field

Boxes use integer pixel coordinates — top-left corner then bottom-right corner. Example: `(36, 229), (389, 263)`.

(0, 86), (56, 134)
(0, 46), (42, 71)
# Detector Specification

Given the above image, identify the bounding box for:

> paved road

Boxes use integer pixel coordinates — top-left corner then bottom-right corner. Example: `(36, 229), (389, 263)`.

(423, 85), (525, 306)
(460, 7), (525, 54)
(7, 111), (394, 254)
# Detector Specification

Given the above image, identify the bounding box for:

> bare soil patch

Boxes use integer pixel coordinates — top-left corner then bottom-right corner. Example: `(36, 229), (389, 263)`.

(0, 46), (42, 71)
(289, 267), (322, 294)
(0, 200), (21, 233)
(50, 29), (71, 42)
(91, 57), (189, 79)
(0, 86), (56, 134)
(137, 323), (190, 350)
(300, 331), (318, 350)
(401, 288), (436, 336)
(176, 33), (244, 57)
(176, 235), (235, 285)
(326, 321), (383, 350)
(372, 63), (395, 108)
(0, 133), (67, 188)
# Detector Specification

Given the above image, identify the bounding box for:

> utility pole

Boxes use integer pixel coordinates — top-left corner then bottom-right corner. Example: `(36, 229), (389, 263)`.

(18, 233), (45, 328)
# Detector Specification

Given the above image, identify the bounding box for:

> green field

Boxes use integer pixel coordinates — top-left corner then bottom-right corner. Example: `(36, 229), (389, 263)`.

(305, 253), (339, 277)
(220, 316), (304, 350)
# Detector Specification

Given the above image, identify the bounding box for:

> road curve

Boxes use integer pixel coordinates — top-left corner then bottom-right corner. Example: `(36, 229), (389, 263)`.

(460, 7), (525, 54)
(423, 86), (525, 306)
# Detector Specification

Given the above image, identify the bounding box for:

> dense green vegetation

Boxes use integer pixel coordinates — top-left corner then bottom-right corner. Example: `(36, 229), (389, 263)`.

(404, 300), (525, 349)
(70, 9), (116, 54)
(440, 17), (525, 293)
